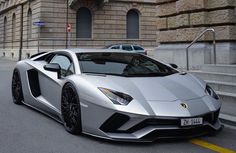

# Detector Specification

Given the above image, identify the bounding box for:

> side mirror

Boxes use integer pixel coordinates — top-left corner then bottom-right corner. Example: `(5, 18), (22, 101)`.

(169, 63), (178, 69)
(44, 63), (61, 79)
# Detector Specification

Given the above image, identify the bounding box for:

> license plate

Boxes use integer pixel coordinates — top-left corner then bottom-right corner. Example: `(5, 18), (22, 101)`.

(181, 117), (203, 126)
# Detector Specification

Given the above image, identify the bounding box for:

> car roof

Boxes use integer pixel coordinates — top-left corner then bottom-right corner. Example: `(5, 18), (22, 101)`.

(62, 48), (135, 54)
(105, 44), (142, 48)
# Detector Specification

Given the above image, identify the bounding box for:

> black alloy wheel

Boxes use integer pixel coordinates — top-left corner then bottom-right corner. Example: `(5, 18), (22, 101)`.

(61, 83), (82, 134)
(12, 69), (23, 104)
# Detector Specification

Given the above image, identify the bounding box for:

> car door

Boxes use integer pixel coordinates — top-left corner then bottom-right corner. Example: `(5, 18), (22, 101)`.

(38, 53), (75, 112)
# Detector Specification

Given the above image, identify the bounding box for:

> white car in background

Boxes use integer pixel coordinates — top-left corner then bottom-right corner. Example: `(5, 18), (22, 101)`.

(105, 44), (147, 55)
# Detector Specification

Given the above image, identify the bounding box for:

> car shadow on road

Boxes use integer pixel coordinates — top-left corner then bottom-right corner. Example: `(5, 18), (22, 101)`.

(78, 132), (200, 146)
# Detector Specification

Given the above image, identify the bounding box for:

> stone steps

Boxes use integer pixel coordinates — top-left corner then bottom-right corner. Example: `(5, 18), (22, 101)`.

(189, 64), (236, 124)
(200, 64), (236, 74)
(206, 80), (236, 94)
(217, 91), (236, 117)
(190, 71), (236, 83)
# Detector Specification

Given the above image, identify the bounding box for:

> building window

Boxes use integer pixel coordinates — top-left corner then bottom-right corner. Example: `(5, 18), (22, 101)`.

(27, 9), (32, 39)
(3, 17), (7, 49)
(127, 9), (139, 39)
(12, 13), (16, 43)
(76, 7), (92, 38)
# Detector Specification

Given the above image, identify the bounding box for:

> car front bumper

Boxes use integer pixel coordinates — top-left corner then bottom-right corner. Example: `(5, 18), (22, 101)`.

(82, 105), (222, 142)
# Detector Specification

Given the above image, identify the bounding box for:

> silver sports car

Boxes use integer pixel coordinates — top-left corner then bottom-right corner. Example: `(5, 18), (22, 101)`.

(12, 49), (222, 142)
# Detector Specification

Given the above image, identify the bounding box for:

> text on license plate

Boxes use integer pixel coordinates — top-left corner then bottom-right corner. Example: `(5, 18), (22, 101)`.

(181, 117), (203, 126)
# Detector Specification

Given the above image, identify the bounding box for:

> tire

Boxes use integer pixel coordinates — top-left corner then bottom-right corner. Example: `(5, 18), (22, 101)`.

(12, 69), (23, 105)
(61, 83), (82, 134)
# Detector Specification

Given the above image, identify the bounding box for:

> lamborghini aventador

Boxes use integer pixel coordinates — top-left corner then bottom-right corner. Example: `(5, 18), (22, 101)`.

(11, 48), (222, 141)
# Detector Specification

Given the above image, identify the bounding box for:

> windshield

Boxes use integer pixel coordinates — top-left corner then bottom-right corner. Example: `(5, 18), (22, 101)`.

(77, 53), (178, 77)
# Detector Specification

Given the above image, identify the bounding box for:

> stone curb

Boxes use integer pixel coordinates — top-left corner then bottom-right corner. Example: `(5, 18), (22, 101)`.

(219, 113), (236, 127)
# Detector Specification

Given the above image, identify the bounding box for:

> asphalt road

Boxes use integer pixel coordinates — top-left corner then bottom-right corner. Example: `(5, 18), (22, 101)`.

(0, 58), (236, 153)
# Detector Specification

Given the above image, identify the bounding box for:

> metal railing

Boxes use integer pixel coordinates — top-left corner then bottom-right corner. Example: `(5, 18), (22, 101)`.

(186, 28), (216, 70)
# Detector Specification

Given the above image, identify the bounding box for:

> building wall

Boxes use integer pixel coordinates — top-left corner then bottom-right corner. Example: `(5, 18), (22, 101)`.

(0, 0), (41, 59)
(154, 0), (236, 68)
(38, 0), (157, 50)
(156, 0), (236, 43)
(1, 0), (236, 66)
(38, 0), (68, 49)
(0, 0), (157, 59)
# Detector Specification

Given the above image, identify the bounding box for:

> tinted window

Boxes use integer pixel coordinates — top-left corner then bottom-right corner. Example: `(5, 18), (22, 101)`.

(133, 46), (144, 51)
(77, 53), (177, 77)
(50, 55), (74, 77)
(111, 45), (120, 49)
(122, 45), (133, 51)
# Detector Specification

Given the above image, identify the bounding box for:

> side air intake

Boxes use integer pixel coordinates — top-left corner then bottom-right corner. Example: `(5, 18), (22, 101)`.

(27, 69), (41, 97)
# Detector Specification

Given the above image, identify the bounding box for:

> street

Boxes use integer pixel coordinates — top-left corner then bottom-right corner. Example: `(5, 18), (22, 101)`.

(0, 58), (236, 153)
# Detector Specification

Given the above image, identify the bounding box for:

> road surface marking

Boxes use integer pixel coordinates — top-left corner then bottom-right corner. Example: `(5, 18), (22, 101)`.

(189, 139), (236, 153)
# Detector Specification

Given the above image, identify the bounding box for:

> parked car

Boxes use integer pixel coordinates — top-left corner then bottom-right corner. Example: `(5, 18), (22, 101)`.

(105, 44), (147, 55)
(12, 48), (222, 142)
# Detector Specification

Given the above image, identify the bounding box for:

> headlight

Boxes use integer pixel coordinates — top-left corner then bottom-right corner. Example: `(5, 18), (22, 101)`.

(98, 87), (133, 105)
(205, 85), (219, 100)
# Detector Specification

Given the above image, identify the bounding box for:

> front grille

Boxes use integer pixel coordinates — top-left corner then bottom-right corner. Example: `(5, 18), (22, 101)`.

(203, 109), (220, 125)
(127, 109), (220, 133)
(126, 118), (179, 133)
(213, 109), (220, 123)
(100, 109), (220, 134)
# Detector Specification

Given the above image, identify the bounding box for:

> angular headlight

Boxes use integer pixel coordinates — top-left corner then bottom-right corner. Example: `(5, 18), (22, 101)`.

(205, 85), (219, 100)
(98, 87), (133, 105)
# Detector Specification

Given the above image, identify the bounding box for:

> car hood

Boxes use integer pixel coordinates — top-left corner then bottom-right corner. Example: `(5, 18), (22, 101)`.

(81, 73), (206, 102)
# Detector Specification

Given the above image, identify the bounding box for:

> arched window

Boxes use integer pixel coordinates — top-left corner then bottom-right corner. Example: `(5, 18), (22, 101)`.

(27, 9), (32, 39)
(3, 17), (7, 49)
(12, 13), (16, 42)
(76, 7), (92, 38)
(127, 9), (139, 39)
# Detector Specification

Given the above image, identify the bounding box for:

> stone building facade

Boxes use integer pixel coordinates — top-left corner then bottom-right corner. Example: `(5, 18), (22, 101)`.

(0, 0), (157, 59)
(0, 0), (236, 69)
(155, 0), (236, 68)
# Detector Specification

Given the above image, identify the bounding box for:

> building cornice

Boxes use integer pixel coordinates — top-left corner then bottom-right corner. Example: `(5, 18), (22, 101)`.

(69, 0), (109, 7)
(109, 0), (157, 4)
(69, 0), (158, 7)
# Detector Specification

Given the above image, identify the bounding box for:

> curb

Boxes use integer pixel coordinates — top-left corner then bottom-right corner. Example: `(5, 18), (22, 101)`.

(219, 113), (236, 127)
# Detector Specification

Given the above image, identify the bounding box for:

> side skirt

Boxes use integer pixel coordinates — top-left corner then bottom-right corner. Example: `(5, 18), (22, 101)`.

(22, 100), (63, 124)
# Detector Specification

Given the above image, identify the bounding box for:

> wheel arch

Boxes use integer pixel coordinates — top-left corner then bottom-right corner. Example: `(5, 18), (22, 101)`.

(12, 67), (24, 104)
(13, 60), (40, 104)
(61, 80), (82, 134)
